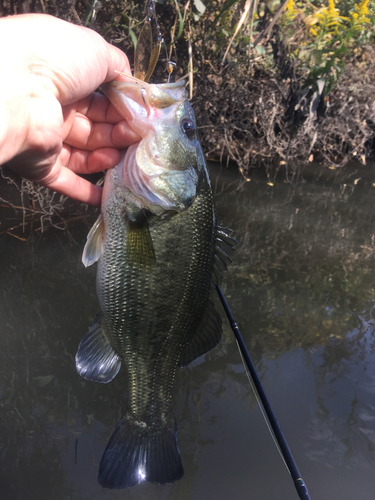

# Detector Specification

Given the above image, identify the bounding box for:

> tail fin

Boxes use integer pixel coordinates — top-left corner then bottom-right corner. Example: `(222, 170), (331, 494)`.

(98, 415), (184, 489)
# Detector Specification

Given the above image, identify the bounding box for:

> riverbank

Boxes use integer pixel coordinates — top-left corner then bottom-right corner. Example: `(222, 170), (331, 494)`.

(192, 54), (375, 180)
(1, 1), (375, 190)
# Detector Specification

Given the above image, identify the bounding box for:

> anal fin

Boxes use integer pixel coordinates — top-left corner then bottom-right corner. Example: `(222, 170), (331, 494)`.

(179, 299), (222, 366)
(76, 314), (121, 383)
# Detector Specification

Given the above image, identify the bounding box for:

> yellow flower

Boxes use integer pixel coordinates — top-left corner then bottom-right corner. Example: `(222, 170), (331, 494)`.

(306, 0), (349, 37)
(328, 0), (338, 17)
(285, 0), (298, 20)
(351, 0), (371, 29)
(305, 9), (324, 26)
(359, 0), (370, 16)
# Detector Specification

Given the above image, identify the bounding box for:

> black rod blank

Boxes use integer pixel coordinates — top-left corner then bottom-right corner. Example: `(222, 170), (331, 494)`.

(215, 284), (311, 500)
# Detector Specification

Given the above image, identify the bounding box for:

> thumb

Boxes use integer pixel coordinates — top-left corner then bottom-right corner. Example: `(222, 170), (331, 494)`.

(102, 39), (132, 83)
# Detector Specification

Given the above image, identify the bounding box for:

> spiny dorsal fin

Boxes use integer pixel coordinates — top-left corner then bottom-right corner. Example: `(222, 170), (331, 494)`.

(211, 226), (237, 285)
(82, 213), (105, 267)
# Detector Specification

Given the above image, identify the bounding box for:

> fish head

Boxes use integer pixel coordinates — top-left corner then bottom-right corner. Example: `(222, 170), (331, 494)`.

(102, 78), (203, 214)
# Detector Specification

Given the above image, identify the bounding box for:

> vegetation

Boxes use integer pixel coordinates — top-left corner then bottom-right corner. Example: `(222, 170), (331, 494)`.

(1, 0), (375, 217)
(183, 0), (375, 175)
(283, 0), (373, 92)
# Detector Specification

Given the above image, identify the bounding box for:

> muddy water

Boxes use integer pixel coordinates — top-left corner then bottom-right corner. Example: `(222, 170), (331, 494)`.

(1, 162), (375, 499)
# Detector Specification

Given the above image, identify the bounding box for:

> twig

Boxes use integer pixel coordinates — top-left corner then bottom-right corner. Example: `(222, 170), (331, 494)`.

(253, 0), (289, 47)
(5, 232), (27, 242)
(0, 221), (32, 235)
(0, 200), (50, 214)
(34, 215), (90, 232)
(188, 21), (193, 99)
(183, 0), (191, 24)
(176, 72), (193, 82)
(0, 213), (92, 237)
(169, 15), (177, 61)
(222, 0), (251, 65)
(248, 0), (259, 64)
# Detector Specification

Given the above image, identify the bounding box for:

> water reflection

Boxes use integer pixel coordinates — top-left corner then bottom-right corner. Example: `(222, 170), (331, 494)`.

(1, 162), (375, 499)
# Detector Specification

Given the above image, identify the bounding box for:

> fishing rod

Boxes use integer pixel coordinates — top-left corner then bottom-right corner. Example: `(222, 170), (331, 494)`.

(215, 284), (311, 500)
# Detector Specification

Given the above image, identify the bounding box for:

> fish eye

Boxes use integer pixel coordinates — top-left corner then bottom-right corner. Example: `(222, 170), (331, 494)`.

(181, 118), (196, 139)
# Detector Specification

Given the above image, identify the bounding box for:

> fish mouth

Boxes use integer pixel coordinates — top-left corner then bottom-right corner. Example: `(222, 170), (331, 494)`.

(101, 78), (186, 132)
(103, 77), (186, 109)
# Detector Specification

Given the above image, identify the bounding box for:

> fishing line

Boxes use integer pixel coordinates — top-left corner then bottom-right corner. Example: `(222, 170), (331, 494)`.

(215, 284), (312, 500)
(235, 339), (289, 472)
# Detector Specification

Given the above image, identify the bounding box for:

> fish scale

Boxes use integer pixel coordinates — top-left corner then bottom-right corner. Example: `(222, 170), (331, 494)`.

(98, 183), (213, 409)
(76, 78), (230, 489)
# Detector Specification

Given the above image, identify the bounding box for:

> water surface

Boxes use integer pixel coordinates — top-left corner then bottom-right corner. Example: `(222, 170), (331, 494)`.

(1, 162), (375, 499)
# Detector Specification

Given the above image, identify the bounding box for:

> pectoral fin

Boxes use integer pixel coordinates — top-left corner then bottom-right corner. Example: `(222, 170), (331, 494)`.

(82, 214), (105, 267)
(126, 217), (155, 268)
(179, 299), (222, 366)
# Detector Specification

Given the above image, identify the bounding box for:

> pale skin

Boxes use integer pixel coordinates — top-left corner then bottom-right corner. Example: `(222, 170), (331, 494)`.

(0, 13), (141, 207)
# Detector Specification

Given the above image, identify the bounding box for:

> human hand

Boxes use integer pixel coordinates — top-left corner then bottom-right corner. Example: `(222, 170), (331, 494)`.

(0, 14), (140, 207)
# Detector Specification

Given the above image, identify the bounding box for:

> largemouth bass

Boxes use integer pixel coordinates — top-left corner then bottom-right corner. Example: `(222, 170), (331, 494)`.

(76, 77), (234, 489)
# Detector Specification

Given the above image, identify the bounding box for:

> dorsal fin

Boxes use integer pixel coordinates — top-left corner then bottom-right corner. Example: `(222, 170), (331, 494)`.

(211, 226), (237, 285)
